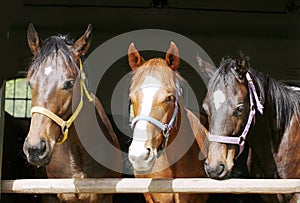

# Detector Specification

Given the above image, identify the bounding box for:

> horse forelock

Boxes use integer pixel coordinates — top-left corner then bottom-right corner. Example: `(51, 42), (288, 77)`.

(207, 58), (238, 96)
(27, 35), (79, 79)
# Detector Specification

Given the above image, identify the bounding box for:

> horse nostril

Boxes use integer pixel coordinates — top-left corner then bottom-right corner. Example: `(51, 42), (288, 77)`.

(38, 138), (48, 159)
(217, 163), (225, 176)
(40, 138), (46, 150)
(129, 147), (152, 162)
(144, 148), (151, 160)
(204, 160), (227, 179)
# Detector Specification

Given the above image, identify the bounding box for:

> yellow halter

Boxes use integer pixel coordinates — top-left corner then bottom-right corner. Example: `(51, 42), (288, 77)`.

(30, 58), (94, 144)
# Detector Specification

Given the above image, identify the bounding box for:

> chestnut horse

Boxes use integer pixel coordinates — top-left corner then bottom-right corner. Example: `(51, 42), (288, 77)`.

(203, 54), (300, 203)
(127, 42), (208, 203)
(23, 23), (121, 203)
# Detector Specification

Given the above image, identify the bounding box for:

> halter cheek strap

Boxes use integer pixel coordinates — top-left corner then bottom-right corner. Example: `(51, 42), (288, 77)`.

(208, 72), (264, 158)
(30, 59), (94, 144)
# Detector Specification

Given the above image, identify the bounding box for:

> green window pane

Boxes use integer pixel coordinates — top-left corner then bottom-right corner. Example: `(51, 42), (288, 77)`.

(14, 100), (26, 117)
(5, 80), (14, 98)
(15, 78), (27, 99)
(26, 100), (32, 118)
(5, 78), (32, 118)
(27, 85), (32, 98)
(5, 99), (14, 116)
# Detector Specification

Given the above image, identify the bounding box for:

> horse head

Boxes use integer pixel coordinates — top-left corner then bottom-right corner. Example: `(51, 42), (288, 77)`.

(128, 42), (181, 173)
(203, 53), (263, 179)
(23, 23), (92, 167)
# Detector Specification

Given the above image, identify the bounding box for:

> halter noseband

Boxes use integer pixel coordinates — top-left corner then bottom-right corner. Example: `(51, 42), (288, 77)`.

(130, 79), (181, 149)
(30, 59), (94, 144)
(208, 72), (264, 158)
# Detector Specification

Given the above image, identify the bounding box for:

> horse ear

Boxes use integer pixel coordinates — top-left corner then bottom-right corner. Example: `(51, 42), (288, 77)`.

(235, 51), (250, 78)
(71, 24), (93, 58)
(165, 41), (180, 71)
(27, 23), (40, 55)
(128, 42), (145, 70)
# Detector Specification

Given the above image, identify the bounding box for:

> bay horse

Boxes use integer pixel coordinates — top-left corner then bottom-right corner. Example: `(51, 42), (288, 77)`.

(23, 23), (121, 203)
(203, 53), (300, 203)
(127, 42), (208, 203)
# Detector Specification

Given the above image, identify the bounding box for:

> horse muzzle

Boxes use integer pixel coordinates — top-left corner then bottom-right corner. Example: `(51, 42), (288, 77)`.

(23, 136), (52, 167)
(204, 159), (229, 179)
(128, 143), (156, 174)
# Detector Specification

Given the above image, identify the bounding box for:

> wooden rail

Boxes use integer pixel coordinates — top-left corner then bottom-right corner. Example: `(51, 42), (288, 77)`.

(2, 178), (300, 194)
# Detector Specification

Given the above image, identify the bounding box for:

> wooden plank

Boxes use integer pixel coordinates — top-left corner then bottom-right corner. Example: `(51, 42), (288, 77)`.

(2, 178), (300, 194)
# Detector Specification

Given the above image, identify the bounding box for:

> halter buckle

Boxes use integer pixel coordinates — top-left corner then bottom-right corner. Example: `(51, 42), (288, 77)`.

(58, 121), (69, 145)
(61, 121), (68, 134)
(162, 124), (170, 137)
(162, 124), (170, 148)
(238, 136), (245, 145)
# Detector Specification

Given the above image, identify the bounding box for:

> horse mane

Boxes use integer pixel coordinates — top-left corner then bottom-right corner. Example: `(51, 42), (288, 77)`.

(209, 57), (300, 135)
(27, 35), (79, 77)
(249, 68), (300, 134)
(130, 58), (183, 94)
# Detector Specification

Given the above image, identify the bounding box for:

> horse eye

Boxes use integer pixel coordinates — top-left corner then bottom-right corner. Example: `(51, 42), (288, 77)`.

(235, 104), (244, 115)
(165, 96), (172, 102)
(63, 80), (75, 90)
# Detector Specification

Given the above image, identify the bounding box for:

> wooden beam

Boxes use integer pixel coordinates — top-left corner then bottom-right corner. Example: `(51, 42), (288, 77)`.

(2, 178), (300, 194)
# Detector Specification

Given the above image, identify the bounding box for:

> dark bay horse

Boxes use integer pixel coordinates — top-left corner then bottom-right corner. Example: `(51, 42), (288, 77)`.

(128, 42), (208, 203)
(23, 23), (121, 203)
(203, 53), (300, 203)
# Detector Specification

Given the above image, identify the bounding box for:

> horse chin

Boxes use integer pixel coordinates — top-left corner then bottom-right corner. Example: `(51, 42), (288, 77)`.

(132, 157), (156, 175)
(27, 152), (52, 167)
(134, 167), (154, 175)
(205, 165), (229, 180)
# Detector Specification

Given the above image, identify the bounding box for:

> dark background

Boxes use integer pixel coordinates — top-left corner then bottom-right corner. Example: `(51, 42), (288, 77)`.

(1, 0), (300, 84)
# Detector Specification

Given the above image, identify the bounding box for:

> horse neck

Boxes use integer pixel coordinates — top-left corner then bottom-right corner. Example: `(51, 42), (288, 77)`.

(163, 100), (205, 164)
(180, 104), (208, 159)
(53, 96), (113, 177)
(253, 82), (294, 151)
(247, 87), (287, 178)
(67, 97), (96, 175)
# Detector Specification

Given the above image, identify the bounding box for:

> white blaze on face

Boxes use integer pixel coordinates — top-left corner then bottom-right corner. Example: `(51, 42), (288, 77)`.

(135, 76), (161, 132)
(44, 66), (53, 76)
(129, 75), (161, 170)
(213, 89), (226, 110)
